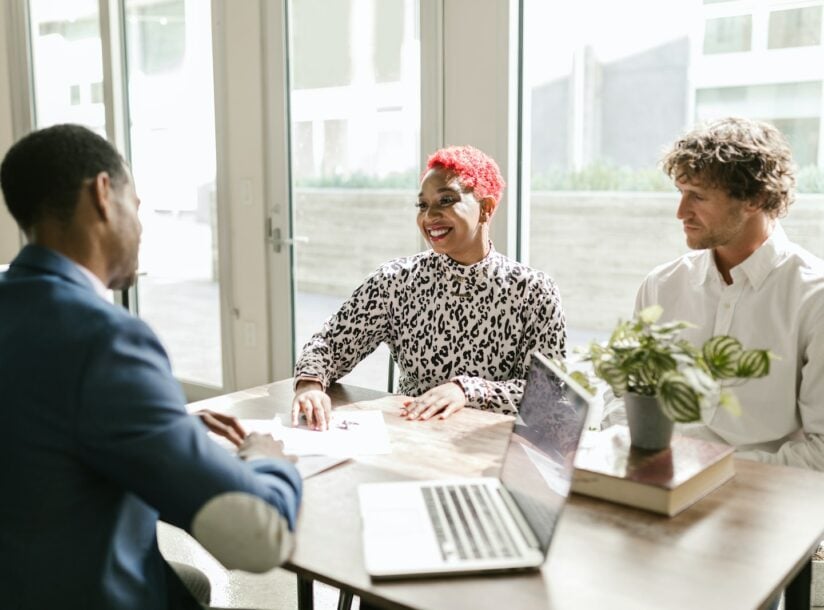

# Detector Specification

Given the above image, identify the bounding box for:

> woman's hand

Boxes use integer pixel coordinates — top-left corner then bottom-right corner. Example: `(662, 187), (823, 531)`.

(196, 409), (246, 446)
(401, 381), (467, 421)
(291, 380), (332, 431)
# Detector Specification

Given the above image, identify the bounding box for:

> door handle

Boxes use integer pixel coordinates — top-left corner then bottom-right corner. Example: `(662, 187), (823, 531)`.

(266, 218), (308, 253)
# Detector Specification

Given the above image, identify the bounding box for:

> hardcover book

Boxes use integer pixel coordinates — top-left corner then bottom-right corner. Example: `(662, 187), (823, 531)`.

(572, 426), (735, 516)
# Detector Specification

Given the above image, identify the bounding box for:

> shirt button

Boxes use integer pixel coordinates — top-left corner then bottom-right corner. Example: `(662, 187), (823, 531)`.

(723, 303), (731, 309)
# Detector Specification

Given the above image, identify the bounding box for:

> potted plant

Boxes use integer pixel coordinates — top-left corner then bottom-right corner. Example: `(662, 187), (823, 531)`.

(581, 305), (772, 450)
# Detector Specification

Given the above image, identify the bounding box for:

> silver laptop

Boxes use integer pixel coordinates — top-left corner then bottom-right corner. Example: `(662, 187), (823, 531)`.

(358, 353), (592, 578)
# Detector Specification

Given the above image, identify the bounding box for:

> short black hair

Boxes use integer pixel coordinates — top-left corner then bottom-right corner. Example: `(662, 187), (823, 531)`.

(0, 123), (127, 230)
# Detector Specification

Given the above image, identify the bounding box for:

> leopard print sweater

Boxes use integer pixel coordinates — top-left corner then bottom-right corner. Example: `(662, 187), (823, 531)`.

(294, 245), (566, 415)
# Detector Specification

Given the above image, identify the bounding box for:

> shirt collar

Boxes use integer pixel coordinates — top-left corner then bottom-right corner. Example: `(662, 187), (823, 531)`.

(732, 223), (789, 290)
(73, 262), (112, 301)
(436, 242), (498, 279)
(694, 222), (789, 290)
(693, 249), (716, 287)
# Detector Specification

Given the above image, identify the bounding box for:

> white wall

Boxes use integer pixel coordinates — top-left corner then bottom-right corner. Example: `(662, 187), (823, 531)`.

(0, 4), (23, 263)
(443, 0), (518, 255)
(212, 0), (272, 389)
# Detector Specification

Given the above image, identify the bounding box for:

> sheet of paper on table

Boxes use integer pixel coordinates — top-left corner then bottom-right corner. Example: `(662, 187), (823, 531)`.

(207, 425), (349, 479)
(244, 410), (392, 457)
(207, 410), (391, 478)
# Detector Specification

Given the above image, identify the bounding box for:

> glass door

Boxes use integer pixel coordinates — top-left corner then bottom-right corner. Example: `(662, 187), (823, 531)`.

(28, 0), (106, 133)
(283, 0), (422, 390)
(25, 0), (227, 394)
(122, 0), (225, 390)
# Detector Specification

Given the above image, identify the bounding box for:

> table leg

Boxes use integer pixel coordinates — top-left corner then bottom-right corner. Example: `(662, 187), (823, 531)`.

(784, 560), (811, 610)
(337, 590), (354, 610)
(297, 576), (314, 610)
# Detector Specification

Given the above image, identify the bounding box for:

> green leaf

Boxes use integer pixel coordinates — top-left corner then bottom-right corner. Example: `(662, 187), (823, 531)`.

(594, 359), (628, 396)
(569, 371), (597, 396)
(703, 335), (743, 379)
(719, 390), (742, 417)
(735, 349), (771, 379)
(657, 372), (701, 423)
(638, 305), (663, 325)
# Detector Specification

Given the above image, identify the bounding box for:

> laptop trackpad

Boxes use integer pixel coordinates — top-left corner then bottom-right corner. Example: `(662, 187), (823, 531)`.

(363, 508), (431, 536)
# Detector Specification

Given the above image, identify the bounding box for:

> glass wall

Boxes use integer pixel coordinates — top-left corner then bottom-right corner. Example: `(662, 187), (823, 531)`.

(288, 0), (420, 390)
(28, 0), (105, 132)
(522, 0), (824, 349)
(123, 0), (223, 386)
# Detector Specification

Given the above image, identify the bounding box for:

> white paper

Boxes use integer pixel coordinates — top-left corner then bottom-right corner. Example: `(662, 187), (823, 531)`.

(210, 410), (392, 459)
(269, 411), (392, 457)
(207, 423), (350, 479)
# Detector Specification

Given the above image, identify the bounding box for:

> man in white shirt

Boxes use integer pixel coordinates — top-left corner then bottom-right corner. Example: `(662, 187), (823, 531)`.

(635, 117), (824, 471)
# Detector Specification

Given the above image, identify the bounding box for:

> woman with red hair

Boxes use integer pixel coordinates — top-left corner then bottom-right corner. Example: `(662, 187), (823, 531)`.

(292, 145), (566, 429)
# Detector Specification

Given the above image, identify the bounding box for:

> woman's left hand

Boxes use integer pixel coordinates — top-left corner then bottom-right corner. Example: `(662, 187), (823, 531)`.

(401, 382), (467, 421)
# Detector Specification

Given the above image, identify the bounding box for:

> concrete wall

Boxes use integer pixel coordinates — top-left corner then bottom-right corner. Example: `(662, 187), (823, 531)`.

(293, 188), (420, 294)
(0, 5), (22, 263)
(294, 188), (824, 341)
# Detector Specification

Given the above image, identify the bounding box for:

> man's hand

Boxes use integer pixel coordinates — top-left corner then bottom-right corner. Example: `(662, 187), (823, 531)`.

(196, 409), (246, 447)
(401, 381), (467, 421)
(238, 433), (297, 462)
(291, 380), (332, 431)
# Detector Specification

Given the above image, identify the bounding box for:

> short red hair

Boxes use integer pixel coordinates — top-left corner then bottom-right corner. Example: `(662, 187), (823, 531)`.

(426, 145), (505, 205)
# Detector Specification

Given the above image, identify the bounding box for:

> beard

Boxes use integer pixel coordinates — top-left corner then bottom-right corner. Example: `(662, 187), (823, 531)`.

(109, 271), (137, 291)
(107, 244), (139, 291)
(685, 210), (748, 250)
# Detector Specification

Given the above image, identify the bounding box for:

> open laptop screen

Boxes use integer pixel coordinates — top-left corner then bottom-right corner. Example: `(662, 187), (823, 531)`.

(499, 353), (590, 553)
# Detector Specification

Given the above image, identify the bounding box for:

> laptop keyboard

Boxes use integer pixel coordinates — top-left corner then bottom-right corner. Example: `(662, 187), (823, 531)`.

(421, 484), (524, 563)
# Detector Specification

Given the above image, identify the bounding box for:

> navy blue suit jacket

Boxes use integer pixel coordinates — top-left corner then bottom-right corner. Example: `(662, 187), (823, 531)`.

(0, 245), (301, 610)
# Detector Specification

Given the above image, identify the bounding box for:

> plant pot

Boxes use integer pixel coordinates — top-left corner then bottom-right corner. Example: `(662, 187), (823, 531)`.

(624, 392), (674, 451)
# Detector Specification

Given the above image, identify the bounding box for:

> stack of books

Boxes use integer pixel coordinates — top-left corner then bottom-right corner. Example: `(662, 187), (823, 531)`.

(572, 426), (735, 516)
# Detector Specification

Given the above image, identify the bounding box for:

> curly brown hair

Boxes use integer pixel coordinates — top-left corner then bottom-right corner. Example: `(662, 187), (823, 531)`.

(662, 117), (796, 218)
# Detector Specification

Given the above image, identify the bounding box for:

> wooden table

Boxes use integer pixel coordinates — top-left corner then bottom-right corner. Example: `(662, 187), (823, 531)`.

(191, 380), (824, 610)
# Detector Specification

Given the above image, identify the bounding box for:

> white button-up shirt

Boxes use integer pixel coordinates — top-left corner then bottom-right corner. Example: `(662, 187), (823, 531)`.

(636, 223), (824, 471)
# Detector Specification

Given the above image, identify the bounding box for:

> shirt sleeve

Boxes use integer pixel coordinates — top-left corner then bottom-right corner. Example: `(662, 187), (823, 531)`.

(452, 276), (567, 415)
(634, 273), (654, 314)
(294, 269), (391, 388)
(738, 310), (824, 472)
(76, 316), (302, 571)
(736, 435), (824, 471)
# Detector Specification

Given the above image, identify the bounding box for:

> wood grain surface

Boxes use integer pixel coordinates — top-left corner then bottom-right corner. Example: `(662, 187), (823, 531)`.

(190, 380), (824, 610)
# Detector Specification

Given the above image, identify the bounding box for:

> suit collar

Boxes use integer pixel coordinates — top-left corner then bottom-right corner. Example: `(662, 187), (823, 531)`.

(10, 244), (96, 293)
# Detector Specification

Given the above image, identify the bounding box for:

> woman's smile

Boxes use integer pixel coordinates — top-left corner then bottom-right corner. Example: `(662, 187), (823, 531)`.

(426, 225), (452, 241)
(416, 168), (490, 264)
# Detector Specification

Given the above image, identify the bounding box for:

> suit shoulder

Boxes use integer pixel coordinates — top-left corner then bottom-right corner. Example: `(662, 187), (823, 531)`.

(31, 277), (158, 347)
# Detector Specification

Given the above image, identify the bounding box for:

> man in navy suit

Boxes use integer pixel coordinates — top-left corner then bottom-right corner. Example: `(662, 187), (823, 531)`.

(0, 124), (302, 609)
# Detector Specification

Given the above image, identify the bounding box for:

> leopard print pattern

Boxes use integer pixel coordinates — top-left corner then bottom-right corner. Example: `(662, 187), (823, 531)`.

(295, 245), (566, 415)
